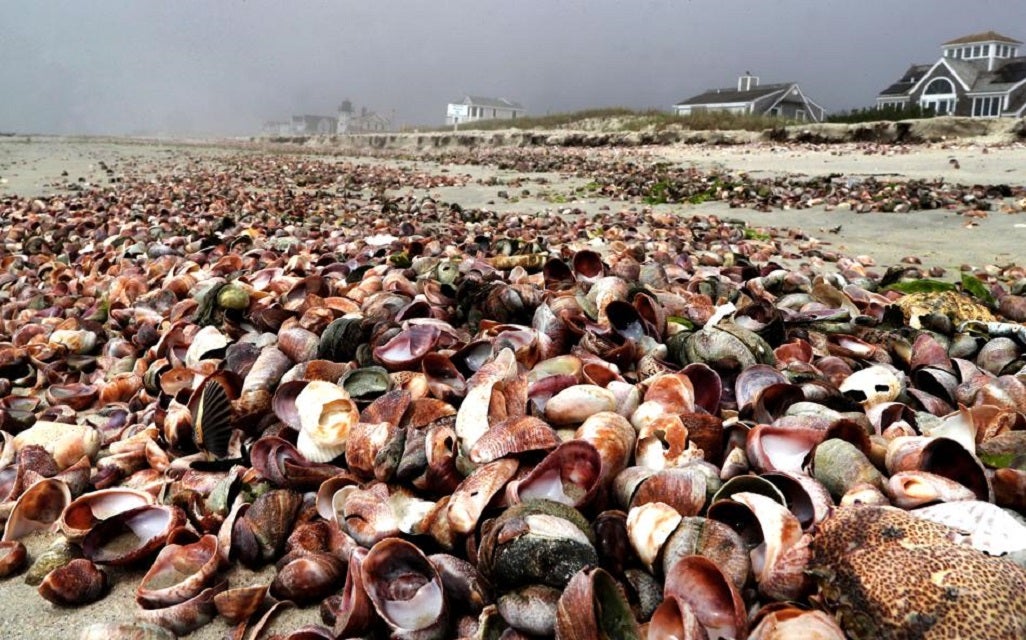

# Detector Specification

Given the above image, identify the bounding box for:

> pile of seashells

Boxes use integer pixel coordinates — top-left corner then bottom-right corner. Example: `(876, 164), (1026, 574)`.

(1, 148), (1025, 639)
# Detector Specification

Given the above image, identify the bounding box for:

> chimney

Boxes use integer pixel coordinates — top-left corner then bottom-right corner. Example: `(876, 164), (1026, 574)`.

(738, 72), (759, 92)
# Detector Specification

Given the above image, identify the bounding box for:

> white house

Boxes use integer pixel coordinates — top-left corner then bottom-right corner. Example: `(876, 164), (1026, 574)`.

(673, 73), (825, 122)
(445, 95), (525, 125)
(876, 31), (1026, 117)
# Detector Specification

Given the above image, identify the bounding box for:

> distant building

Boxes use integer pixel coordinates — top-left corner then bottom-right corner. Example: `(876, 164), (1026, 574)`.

(876, 31), (1026, 117)
(290, 115), (338, 135)
(673, 73), (825, 122)
(445, 95), (525, 125)
(337, 100), (393, 134)
(262, 121), (292, 136)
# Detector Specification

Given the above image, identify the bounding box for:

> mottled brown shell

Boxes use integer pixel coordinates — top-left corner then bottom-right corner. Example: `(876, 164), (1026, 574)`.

(810, 505), (1026, 639)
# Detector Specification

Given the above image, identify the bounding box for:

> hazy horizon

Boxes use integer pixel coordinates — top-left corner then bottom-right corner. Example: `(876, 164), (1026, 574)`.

(3, 0), (1024, 136)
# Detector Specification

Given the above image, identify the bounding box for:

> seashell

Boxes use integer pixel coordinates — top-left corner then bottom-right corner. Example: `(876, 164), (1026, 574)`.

(627, 502), (682, 572)
(136, 534), (221, 608)
(838, 364), (902, 407)
(575, 411), (636, 485)
(213, 583), (269, 625)
(0, 540), (28, 578)
(885, 470), (977, 509)
(82, 505), (186, 566)
(320, 315), (373, 363)
(812, 438), (885, 500)
(477, 500), (598, 590)
(910, 500), (1026, 556)
(468, 415), (560, 464)
(362, 537), (449, 639)
(629, 466), (710, 515)
(184, 325), (229, 367)
(4, 478), (72, 541)
(271, 552), (346, 605)
(747, 423), (826, 474)
(79, 623), (176, 640)
(761, 471), (834, 530)
(663, 554), (748, 640)
(373, 323), (441, 370)
(44, 382), (99, 411)
(428, 553), (491, 614)
(447, 458), (520, 534)
(334, 546), (379, 638)
(810, 505), (1026, 639)
(216, 282), (251, 310)
(544, 384), (617, 425)
(48, 329), (98, 355)
(277, 326), (321, 363)
(509, 440), (602, 508)
(976, 336), (1021, 376)
(727, 491), (811, 601)
(455, 347), (518, 454)
(60, 487), (155, 542)
(884, 435), (992, 502)
(340, 365), (392, 402)
(555, 566), (641, 640)
(12, 421), (101, 470)
(660, 516), (750, 589)
(37, 558), (109, 606)
(188, 371), (238, 458)
(749, 606), (847, 640)
(295, 380), (359, 463)
(497, 584), (560, 637)
(25, 536), (80, 586)
(135, 579), (228, 636)
(571, 249), (605, 283)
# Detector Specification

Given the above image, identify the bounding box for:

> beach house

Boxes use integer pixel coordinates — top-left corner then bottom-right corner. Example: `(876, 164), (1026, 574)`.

(290, 115), (338, 135)
(673, 73), (825, 122)
(876, 31), (1026, 117)
(337, 100), (393, 134)
(445, 96), (525, 126)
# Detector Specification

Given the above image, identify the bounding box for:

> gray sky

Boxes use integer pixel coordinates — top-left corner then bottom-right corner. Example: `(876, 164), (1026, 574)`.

(2, 0), (1024, 136)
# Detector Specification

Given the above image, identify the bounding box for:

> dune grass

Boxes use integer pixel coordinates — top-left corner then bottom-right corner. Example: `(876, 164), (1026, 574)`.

(440, 107), (798, 132)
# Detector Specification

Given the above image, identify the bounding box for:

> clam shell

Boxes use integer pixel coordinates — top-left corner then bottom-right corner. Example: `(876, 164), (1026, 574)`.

(3, 478), (72, 541)
(59, 488), (156, 542)
(136, 534), (221, 608)
(82, 505), (186, 566)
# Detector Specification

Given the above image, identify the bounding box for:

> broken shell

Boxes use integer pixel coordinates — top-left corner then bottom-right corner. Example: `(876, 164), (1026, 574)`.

(3, 477), (72, 541)
(82, 505), (186, 566)
(136, 534), (221, 608)
(555, 566), (641, 640)
(59, 487), (156, 542)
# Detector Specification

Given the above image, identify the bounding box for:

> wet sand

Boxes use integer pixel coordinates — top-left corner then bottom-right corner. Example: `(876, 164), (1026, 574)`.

(0, 134), (1025, 638)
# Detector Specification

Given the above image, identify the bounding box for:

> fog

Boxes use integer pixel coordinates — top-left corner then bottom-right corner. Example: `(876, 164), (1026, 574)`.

(2, 0), (1023, 136)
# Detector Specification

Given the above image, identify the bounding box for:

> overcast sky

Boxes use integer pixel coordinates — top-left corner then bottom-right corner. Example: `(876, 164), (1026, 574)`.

(2, 0), (1024, 136)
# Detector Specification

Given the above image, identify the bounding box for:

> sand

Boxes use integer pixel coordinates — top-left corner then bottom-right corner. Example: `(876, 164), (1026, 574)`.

(0, 134), (1025, 638)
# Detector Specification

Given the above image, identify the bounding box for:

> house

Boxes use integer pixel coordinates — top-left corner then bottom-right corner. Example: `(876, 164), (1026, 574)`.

(337, 100), (394, 134)
(262, 121), (292, 136)
(876, 31), (1026, 117)
(445, 96), (525, 125)
(673, 73), (825, 122)
(290, 115), (338, 135)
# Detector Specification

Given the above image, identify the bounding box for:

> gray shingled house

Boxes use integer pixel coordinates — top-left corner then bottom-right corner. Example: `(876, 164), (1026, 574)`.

(876, 31), (1026, 117)
(673, 73), (825, 122)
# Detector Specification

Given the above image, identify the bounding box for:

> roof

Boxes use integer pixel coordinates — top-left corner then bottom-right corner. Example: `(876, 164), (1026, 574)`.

(675, 83), (793, 106)
(943, 31), (1022, 46)
(878, 64), (931, 96)
(972, 57), (1026, 92)
(462, 96), (525, 110)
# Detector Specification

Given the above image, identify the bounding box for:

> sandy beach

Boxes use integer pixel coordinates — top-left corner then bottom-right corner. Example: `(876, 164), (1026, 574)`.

(1, 133), (1025, 639)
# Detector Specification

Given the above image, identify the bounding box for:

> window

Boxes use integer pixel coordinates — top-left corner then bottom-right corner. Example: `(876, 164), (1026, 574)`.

(972, 96), (1002, 117)
(796, 109), (806, 121)
(921, 77), (956, 115)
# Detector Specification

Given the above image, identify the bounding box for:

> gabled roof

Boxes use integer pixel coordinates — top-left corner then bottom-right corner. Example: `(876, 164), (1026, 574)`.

(462, 96), (525, 110)
(878, 64), (931, 96)
(675, 83), (792, 106)
(943, 31), (1022, 46)
(943, 57), (982, 89)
